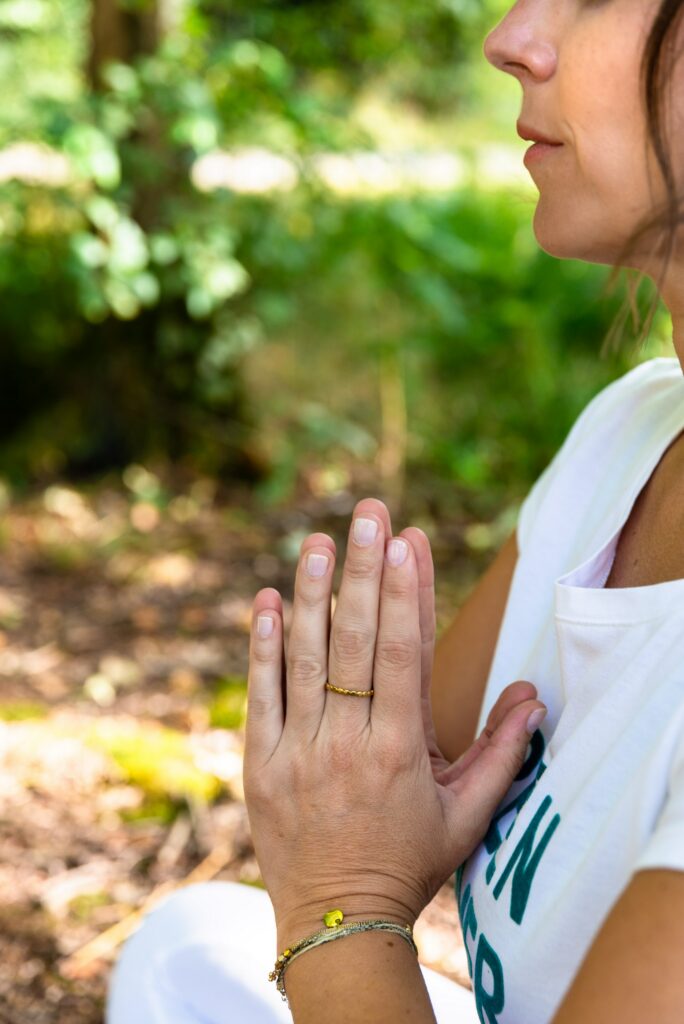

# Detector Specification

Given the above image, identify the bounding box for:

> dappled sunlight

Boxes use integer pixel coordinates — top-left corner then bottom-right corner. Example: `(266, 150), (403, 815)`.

(3, 141), (531, 195)
(0, 0), (669, 1018)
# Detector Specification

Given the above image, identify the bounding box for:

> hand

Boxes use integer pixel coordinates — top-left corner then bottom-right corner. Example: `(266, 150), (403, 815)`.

(243, 498), (546, 947)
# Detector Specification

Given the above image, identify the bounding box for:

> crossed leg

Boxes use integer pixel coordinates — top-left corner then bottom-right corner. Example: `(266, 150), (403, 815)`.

(106, 881), (480, 1024)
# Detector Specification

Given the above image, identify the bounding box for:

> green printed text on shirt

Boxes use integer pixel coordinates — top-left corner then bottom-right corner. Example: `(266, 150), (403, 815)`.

(455, 728), (561, 1023)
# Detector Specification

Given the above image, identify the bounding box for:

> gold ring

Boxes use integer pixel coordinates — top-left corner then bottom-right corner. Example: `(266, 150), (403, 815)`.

(325, 682), (374, 698)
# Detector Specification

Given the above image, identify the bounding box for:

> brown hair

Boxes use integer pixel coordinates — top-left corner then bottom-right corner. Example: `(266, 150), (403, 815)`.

(601, 0), (684, 356)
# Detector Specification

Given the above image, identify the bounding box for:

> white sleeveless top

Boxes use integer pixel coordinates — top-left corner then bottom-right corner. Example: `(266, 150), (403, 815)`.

(456, 356), (684, 1023)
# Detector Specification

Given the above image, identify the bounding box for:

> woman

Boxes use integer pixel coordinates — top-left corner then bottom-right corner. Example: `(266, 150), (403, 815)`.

(107, 0), (684, 1020)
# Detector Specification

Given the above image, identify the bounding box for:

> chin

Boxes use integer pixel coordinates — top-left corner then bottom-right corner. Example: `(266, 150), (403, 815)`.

(531, 204), (624, 267)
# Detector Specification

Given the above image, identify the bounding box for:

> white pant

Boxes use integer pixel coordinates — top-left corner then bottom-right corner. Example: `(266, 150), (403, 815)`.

(106, 881), (481, 1023)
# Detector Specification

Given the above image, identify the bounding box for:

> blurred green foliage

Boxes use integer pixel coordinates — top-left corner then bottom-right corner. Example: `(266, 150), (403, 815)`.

(220, 0), (484, 115)
(0, 0), (668, 502)
(208, 675), (248, 731)
(244, 190), (646, 514)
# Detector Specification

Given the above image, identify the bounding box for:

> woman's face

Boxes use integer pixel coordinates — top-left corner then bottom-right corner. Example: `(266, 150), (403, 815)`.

(483, 0), (683, 281)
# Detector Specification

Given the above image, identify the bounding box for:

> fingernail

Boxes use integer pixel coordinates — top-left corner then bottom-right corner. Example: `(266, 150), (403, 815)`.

(306, 552), (329, 578)
(353, 517), (378, 546)
(526, 707), (547, 736)
(386, 538), (408, 567)
(257, 615), (274, 638)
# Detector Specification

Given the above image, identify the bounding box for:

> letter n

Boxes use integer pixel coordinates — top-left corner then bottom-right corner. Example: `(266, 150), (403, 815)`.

(492, 794), (560, 924)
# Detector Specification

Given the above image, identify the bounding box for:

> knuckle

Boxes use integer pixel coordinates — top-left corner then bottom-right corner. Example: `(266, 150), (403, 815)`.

(246, 693), (277, 721)
(331, 623), (374, 664)
(344, 557), (378, 583)
(375, 636), (418, 671)
(243, 771), (269, 806)
(251, 644), (277, 666)
(288, 652), (326, 688)
(374, 724), (415, 772)
(295, 581), (326, 611)
(381, 573), (414, 600)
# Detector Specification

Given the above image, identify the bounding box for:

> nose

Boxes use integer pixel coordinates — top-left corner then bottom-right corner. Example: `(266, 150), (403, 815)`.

(483, 4), (556, 83)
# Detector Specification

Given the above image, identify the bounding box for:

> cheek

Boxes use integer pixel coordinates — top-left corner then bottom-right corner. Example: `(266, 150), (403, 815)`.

(560, 33), (645, 201)
(532, 23), (657, 261)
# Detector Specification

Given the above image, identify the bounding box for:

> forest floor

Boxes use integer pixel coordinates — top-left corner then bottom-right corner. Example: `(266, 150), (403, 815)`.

(0, 469), (499, 1023)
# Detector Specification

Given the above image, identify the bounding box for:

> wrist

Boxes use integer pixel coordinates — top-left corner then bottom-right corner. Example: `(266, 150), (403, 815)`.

(276, 901), (416, 952)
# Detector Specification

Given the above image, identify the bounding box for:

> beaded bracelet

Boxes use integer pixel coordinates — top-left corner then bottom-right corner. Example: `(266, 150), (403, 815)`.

(269, 908), (419, 1006)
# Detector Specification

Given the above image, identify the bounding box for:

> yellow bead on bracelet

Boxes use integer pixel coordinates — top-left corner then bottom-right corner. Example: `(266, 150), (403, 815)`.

(269, 908), (418, 1006)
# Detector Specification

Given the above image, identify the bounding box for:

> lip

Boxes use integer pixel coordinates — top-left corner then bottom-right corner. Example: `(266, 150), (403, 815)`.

(523, 141), (564, 168)
(516, 121), (564, 145)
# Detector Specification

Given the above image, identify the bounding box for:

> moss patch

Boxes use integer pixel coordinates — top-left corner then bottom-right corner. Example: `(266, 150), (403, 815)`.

(86, 718), (221, 803)
(0, 701), (48, 721)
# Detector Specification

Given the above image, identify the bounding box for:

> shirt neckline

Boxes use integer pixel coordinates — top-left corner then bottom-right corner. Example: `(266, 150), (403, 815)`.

(554, 388), (684, 625)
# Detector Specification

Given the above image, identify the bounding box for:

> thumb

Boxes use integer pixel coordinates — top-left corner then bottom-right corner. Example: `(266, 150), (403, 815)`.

(455, 698), (547, 839)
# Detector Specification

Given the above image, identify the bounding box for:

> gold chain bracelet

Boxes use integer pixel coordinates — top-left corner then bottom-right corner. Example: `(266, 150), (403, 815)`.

(269, 908), (418, 1006)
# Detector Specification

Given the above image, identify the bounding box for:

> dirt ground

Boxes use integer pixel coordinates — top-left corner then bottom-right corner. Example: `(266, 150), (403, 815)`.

(0, 471), (498, 1022)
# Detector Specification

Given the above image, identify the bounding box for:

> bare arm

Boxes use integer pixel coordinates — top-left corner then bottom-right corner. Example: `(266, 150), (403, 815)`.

(278, 917), (438, 1024)
(431, 528), (519, 763)
(551, 869), (684, 1022)
(266, 518), (526, 1024)
(275, 525), (684, 1024)
(281, 870), (684, 1024)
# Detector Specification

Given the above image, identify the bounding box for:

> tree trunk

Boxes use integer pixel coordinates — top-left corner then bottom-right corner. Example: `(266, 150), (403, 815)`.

(87, 0), (160, 91)
(86, 0), (174, 230)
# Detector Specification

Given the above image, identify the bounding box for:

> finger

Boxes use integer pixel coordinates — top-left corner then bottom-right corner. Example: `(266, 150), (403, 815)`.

(284, 535), (337, 738)
(399, 527), (435, 700)
(283, 534), (336, 662)
(437, 680), (539, 783)
(371, 534), (422, 731)
(245, 588), (285, 769)
(480, 680), (539, 745)
(299, 533), (336, 558)
(343, 497), (393, 540)
(457, 696), (547, 827)
(325, 499), (390, 731)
